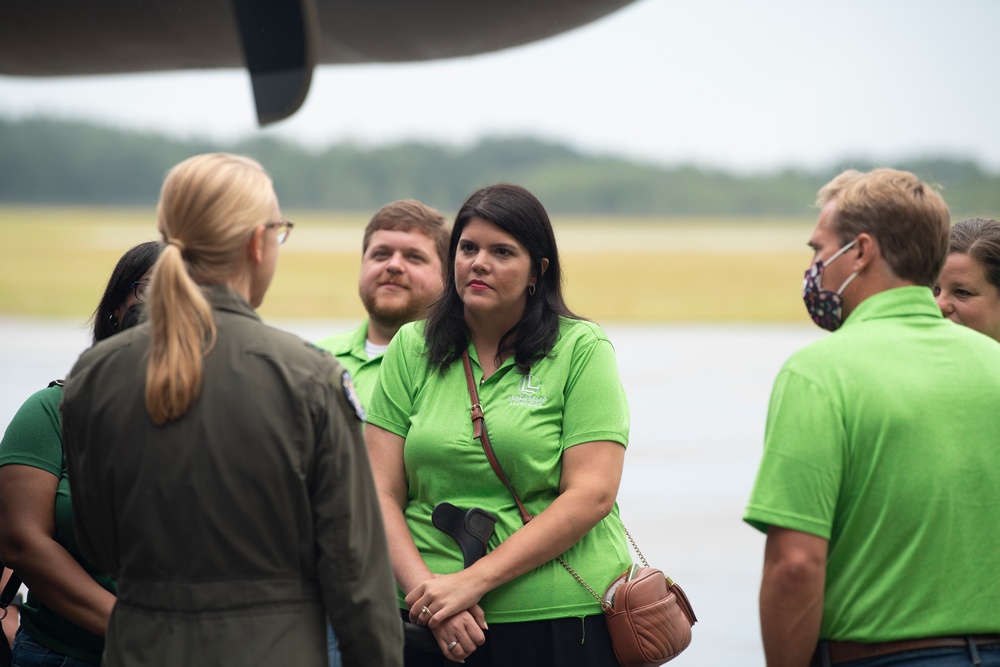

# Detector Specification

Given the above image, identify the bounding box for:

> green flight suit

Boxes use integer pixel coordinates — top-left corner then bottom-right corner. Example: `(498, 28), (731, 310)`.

(61, 284), (402, 667)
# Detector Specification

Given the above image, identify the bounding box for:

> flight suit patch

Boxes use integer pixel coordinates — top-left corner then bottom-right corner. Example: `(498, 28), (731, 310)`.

(342, 371), (365, 421)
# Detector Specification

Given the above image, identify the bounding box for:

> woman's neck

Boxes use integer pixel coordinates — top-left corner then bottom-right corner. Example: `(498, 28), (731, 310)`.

(466, 309), (521, 379)
(221, 261), (253, 306)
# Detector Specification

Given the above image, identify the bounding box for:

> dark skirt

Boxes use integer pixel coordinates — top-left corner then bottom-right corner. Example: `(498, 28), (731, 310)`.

(402, 611), (619, 667)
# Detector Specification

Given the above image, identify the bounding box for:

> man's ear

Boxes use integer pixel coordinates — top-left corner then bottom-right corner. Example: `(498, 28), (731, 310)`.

(853, 233), (878, 272)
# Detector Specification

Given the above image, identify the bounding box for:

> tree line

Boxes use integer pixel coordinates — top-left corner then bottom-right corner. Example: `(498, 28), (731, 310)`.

(2, 117), (998, 218)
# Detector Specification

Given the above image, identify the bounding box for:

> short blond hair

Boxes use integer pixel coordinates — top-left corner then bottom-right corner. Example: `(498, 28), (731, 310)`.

(817, 168), (950, 287)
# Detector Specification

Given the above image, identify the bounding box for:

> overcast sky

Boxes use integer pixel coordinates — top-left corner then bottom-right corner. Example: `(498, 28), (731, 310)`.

(1, 0), (997, 173)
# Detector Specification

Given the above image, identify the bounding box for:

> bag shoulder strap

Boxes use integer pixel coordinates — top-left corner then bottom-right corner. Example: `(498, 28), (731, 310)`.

(459, 350), (649, 608)
(461, 350), (532, 525)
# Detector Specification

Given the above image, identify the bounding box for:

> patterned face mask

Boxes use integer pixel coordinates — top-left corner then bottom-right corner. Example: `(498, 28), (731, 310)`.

(802, 239), (858, 331)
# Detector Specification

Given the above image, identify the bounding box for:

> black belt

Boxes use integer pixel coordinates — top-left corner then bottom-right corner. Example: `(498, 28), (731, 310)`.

(812, 635), (1000, 665)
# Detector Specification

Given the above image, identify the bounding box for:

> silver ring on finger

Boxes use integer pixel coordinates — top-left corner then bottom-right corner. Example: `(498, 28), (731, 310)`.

(447, 641), (459, 650)
(420, 605), (430, 617)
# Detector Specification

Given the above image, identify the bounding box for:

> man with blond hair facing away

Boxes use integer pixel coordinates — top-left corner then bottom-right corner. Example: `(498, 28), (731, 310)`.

(744, 168), (1000, 667)
(317, 199), (449, 407)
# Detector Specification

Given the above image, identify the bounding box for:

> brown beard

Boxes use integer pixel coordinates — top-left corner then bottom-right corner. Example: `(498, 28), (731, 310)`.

(360, 286), (427, 332)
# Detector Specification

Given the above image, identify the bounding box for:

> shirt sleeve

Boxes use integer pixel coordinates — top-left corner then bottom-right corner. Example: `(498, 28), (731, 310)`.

(743, 367), (845, 538)
(61, 357), (122, 577)
(561, 330), (630, 449)
(0, 386), (63, 476)
(365, 327), (415, 437)
(310, 367), (403, 667)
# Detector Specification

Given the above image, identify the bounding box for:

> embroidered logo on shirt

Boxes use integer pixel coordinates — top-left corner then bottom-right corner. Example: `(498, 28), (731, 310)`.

(509, 374), (547, 407)
(518, 374), (541, 395)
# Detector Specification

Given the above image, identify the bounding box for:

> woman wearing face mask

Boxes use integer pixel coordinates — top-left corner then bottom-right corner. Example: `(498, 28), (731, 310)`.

(933, 217), (1000, 342)
(60, 153), (401, 667)
(0, 240), (160, 667)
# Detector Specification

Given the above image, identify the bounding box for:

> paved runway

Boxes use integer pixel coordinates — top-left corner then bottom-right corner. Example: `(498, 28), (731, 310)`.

(1, 318), (826, 665)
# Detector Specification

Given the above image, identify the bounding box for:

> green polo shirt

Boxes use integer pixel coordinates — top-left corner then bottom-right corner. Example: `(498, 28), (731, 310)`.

(745, 286), (1000, 641)
(0, 384), (116, 664)
(315, 320), (383, 408)
(367, 318), (631, 623)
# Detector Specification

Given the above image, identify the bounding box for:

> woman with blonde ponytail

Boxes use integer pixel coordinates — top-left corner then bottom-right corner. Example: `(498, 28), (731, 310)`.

(61, 153), (402, 667)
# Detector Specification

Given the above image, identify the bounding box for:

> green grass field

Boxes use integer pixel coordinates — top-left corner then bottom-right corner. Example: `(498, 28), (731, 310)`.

(0, 205), (818, 323)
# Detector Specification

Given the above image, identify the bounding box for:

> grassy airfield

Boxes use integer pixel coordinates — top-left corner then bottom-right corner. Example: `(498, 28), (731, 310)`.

(0, 205), (817, 323)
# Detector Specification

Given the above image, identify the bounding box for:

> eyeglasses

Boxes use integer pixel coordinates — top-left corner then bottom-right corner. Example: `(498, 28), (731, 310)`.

(265, 220), (294, 245)
(129, 281), (150, 303)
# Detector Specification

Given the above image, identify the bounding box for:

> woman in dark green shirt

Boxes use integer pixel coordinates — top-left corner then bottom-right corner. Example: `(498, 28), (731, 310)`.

(0, 241), (160, 666)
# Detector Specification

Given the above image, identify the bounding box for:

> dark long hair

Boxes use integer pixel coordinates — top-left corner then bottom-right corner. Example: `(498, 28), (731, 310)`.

(91, 241), (163, 343)
(425, 183), (579, 373)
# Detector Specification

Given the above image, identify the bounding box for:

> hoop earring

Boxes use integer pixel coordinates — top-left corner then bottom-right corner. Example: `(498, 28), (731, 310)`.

(528, 285), (536, 296)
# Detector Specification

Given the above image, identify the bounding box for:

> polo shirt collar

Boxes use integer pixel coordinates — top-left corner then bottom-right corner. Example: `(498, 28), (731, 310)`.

(314, 321), (370, 361)
(841, 285), (943, 328)
(345, 319), (371, 361)
(465, 339), (519, 381)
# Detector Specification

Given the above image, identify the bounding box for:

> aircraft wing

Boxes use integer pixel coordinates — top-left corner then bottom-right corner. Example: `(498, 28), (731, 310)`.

(0, 0), (636, 125)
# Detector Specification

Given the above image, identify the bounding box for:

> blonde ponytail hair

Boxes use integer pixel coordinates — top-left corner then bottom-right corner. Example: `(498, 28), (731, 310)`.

(146, 153), (276, 425)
